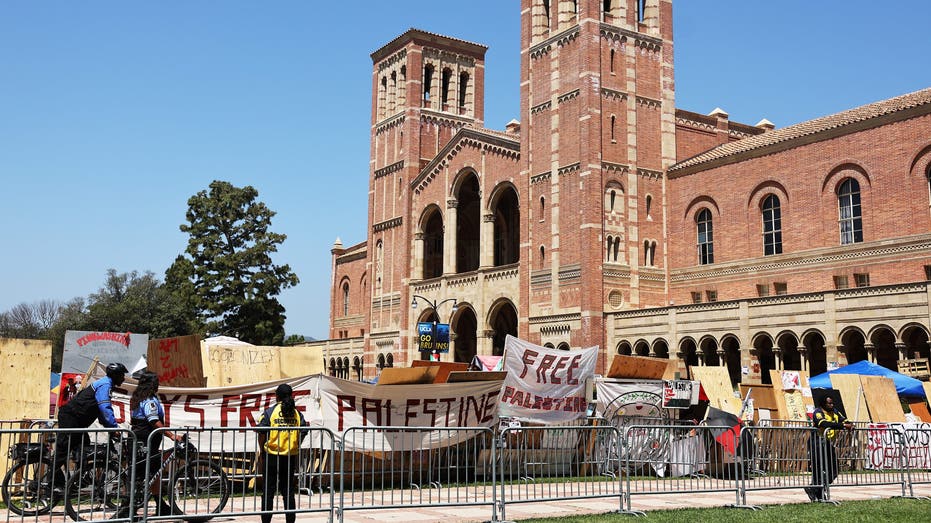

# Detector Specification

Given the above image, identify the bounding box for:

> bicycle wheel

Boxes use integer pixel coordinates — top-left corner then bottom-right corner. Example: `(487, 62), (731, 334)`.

(64, 463), (127, 521)
(170, 460), (229, 523)
(1, 459), (55, 516)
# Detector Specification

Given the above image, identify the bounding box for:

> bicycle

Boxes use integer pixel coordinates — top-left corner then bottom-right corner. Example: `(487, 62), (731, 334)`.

(1, 429), (120, 517)
(65, 432), (229, 522)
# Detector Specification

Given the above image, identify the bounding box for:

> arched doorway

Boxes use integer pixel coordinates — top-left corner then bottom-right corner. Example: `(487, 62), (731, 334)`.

(803, 331), (827, 376)
(679, 339), (698, 379)
(634, 340), (650, 357)
(493, 186), (520, 266)
(721, 336), (741, 386)
(842, 330), (867, 365)
(489, 300), (518, 356)
(453, 307), (478, 364)
(901, 324), (930, 360)
(778, 333), (801, 371)
(456, 174), (481, 273)
(871, 327), (897, 371)
(700, 337), (719, 366)
(652, 339), (669, 359)
(422, 208), (444, 279)
(754, 334), (775, 385)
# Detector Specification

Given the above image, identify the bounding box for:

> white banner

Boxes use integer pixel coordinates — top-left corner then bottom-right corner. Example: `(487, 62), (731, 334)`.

(106, 374), (501, 452)
(498, 335), (597, 424)
(867, 422), (931, 469)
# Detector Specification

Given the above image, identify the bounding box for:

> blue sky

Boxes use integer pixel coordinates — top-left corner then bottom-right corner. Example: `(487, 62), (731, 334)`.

(2, 1), (930, 340)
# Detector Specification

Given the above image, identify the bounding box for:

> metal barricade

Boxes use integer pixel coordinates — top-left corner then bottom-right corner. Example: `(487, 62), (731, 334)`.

(143, 426), (336, 523)
(737, 425), (821, 506)
(902, 426), (931, 498)
(338, 426), (496, 523)
(623, 424), (744, 511)
(1, 426), (136, 523)
(830, 426), (908, 499)
(498, 424), (626, 521)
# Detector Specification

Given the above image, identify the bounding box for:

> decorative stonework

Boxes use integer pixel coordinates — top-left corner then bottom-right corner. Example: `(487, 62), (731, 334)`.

(372, 217), (403, 232)
(530, 270), (552, 286)
(557, 162), (581, 176)
(557, 89), (580, 104)
(539, 323), (572, 335)
(635, 95), (662, 109)
(530, 171), (552, 184)
(602, 161), (630, 174)
(374, 160), (404, 179)
(637, 167), (663, 180)
(599, 24), (662, 49)
(601, 88), (629, 102)
(377, 49), (407, 71)
(530, 312), (581, 325)
(423, 47), (476, 67)
(558, 264), (581, 282)
(375, 113), (405, 134)
(531, 100), (552, 114)
(555, 27), (581, 48)
(675, 116), (715, 132)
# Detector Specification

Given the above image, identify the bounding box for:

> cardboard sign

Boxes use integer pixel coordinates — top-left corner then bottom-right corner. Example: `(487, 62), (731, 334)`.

(662, 380), (699, 409)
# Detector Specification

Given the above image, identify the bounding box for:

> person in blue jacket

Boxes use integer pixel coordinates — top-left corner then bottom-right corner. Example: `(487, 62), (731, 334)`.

(125, 371), (179, 517)
(53, 362), (128, 489)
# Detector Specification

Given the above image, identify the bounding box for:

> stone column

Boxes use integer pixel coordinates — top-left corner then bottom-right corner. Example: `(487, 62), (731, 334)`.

(444, 198), (458, 275)
(895, 342), (908, 361)
(413, 232), (425, 280)
(798, 346), (809, 372)
(773, 347), (783, 370)
(864, 343), (876, 363)
(481, 212), (495, 268)
(480, 329), (496, 357)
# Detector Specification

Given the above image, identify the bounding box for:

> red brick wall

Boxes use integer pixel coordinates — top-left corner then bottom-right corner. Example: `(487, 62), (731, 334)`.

(668, 113), (931, 303)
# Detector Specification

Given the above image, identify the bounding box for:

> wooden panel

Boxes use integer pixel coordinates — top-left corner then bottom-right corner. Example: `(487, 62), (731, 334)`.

(768, 370), (788, 421)
(202, 344), (281, 387)
(411, 361), (469, 383)
(740, 384), (778, 411)
(606, 355), (669, 379)
(279, 346), (325, 378)
(924, 382), (931, 404)
(0, 339), (53, 475)
(147, 335), (206, 387)
(377, 367), (436, 385)
(907, 399), (931, 422)
(830, 374), (869, 422)
(447, 371), (508, 383)
(690, 366), (740, 415)
(860, 375), (906, 422)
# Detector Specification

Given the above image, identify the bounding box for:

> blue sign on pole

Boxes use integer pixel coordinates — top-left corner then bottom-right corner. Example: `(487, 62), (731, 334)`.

(417, 322), (436, 351)
(435, 323), (450, 353)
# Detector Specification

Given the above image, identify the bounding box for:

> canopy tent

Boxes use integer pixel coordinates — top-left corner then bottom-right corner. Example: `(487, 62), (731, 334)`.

(809, 360), (925, 397)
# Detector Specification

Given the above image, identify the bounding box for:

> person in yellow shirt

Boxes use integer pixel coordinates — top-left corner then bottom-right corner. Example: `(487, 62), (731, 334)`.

(257, 384), (306, 523)
(805, 395), (854, 501)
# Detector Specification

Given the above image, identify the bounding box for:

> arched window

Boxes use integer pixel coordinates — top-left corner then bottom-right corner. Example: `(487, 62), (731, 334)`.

(458, 71), (469, 110)
(636, 0), (646, 22)
(557, 342), (570, 351)
(423, 64), (434, 103)
(441, 68), (453, 108)
(645, 195), (652, 218)
(609, 48), (615, 73)
(342, 282), (350, 316)
(838, 178), (863, 244)
(762, 194), (782, 255)
(540, 196), (546, 217)
(696, 209), (714, 265)
(375, 240), (384, 290)
(539, 245), (545, 268)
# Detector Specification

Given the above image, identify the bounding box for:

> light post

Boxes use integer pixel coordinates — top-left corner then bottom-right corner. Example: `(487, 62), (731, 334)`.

(411, 295), (458, 359)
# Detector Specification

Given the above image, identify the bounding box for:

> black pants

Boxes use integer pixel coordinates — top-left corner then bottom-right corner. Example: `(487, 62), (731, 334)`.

(809, 436), (839, 499)
(52, 415), (88, 487)
(262, 453), (298, 523)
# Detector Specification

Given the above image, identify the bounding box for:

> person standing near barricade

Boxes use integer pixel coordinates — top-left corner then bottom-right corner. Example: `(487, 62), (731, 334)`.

(257, 383), (307, 523)
(53, 363), (128, 492)
(127, 371), (180, 516)
(805, 395), (854, 501)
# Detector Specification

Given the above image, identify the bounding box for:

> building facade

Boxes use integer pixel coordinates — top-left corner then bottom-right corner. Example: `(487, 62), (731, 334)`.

(322, 0), (931, 385)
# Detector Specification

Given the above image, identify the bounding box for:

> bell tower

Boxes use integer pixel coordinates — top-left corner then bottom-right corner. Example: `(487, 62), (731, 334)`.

(519, 0), (675, 364)
(366, 30), (487, 367)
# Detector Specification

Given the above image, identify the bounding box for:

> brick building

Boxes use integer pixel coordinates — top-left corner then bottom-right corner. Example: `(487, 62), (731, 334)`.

(321, 0), (931, 385)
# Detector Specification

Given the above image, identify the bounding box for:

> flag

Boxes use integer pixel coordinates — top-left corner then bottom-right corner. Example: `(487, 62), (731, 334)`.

(705, 407), (742, 454)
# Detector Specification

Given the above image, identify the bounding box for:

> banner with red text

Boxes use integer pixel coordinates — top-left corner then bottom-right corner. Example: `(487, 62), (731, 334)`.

(498, 335), (597, 424)
(104, 374), (500, 452)
(867, 422), (931, 469)
(62, 330), (149, 374)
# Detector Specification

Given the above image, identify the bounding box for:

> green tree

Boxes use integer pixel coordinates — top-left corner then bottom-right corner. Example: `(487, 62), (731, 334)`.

(167, 180), (299, 345)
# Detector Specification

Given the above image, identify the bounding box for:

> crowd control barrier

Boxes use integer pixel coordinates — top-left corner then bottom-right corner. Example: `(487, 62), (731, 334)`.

(2, 421), (930, 522)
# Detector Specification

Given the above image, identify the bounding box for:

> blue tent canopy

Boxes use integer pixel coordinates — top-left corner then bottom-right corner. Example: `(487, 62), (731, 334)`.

(809, 360), (926, 397)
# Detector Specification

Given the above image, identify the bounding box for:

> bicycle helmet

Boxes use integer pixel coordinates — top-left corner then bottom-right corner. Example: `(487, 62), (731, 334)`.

(106, 362), (129, 385)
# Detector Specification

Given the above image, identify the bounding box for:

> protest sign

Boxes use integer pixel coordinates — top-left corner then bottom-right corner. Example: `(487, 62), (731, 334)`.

(62, 330), (148, 374)
(498, 335), (597, 423)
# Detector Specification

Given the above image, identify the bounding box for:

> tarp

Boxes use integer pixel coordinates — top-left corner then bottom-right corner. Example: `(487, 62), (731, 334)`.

(471, 355), (502, 371)
(809, 360), (926, 397)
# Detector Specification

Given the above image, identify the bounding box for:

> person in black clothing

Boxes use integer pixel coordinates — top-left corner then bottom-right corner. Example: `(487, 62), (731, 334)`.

(805, 395), (854, 501)
(53, 363), (128, 490)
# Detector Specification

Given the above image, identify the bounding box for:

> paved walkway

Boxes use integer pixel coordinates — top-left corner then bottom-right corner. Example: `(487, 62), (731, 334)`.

(6, 483), (928, 523)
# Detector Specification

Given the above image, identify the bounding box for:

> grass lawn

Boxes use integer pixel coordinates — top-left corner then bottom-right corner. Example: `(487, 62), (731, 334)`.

(522, 498), (930, 522)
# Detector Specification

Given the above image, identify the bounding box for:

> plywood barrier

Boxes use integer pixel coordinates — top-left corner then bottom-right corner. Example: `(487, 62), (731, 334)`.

(690, 366), (741, 415)
(202, 344), (282, 387)
(769, 370), (810, 421)
(860, 375), (906, 422)
(606, 355), (670, 380)
(0, 338), (52, 474)
(907, 399), (931, 422)
(830, 374), (869, 422)
(148, 335), (206, 387)
(278, 346), (325, 378)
